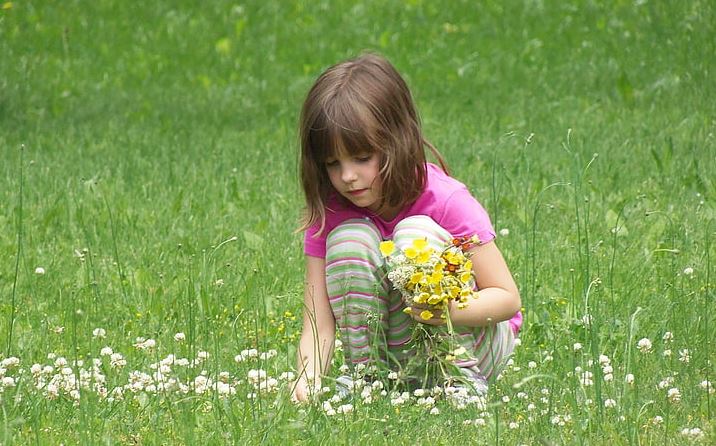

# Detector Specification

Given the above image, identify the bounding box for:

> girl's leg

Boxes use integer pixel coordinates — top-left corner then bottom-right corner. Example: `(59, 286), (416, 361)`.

(325, 219), (412, 369)
(392, 215), (516, 385)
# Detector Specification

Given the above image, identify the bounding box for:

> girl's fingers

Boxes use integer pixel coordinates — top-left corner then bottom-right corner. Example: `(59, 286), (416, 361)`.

(408, 306), (446, 326)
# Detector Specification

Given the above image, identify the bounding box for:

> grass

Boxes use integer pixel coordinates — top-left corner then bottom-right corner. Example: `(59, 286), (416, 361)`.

(1, 0), (715, 444)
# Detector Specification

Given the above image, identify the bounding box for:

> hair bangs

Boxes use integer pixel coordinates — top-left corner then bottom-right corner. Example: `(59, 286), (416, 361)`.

(311, 94), (381, 163)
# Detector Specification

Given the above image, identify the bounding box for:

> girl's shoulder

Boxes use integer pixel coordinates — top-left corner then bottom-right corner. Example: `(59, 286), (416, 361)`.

(424, 163), (471, 200)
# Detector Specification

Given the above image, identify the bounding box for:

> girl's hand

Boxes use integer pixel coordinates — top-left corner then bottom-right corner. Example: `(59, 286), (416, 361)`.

(406, 302), (447, 326)
(291, 376), (321, 403)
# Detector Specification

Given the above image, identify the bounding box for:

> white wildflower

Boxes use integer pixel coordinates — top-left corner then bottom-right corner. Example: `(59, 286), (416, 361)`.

(667, 387), (681, 403)
(637, 338), (652, 353)
(625, 374), (635, 384)
(573, 343), (583, 352)
(604, 398), (617, 408)
(100, 347), (113, 356)
(34, 267), (46, 275)
(662, 331), (673, 342)
(336, 404), (353, 414)
(92, 328), (106, 339)
(682, 267), (694, 276)
(174, 332), (186, 342)
(678, 349), (690, 363)
(499, 228), (510, 237)
(430, 407), (440, 415)
(700, 380), (714, 394)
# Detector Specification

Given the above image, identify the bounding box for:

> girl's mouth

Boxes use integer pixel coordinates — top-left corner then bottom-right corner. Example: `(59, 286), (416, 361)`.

(347, 188), (367, 196)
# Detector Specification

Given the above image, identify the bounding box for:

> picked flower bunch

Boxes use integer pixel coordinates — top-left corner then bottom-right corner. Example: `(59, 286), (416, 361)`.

(379, 235), (479, 323)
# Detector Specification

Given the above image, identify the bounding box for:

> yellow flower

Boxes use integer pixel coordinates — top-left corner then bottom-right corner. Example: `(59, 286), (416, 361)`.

(460, 288), (472, 298)
(379, 240), (396, 256)
(460, 271), (472, 284)
(409, 272), (424, 284)
(412, 238), (428, 250)
(415, 249), (432, 264)
(414, 292), (429, 304)
(449, 286), (461, 298)
(404, 246), (418, 259)
(402, 307), (413, 314)
(427, 270), (443, 285)
(428, 294), (442, 305)
(420, 310), (434, 320)
(464, 259), (472, 271)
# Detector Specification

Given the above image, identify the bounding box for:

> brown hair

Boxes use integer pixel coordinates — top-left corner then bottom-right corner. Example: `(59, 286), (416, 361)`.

(299, 53), (448, 233)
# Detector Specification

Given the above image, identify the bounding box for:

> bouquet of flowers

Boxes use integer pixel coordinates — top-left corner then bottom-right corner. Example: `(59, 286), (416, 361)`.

(379, 236), (479, 321)
(378, 235), (480, 387)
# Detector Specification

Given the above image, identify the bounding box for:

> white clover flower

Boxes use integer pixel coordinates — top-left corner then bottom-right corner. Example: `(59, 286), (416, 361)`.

(580, 371), (594, 386)
(110, 353), (126, 368)
(414, 388), (426, 397)
(508, 421), (519, 429)
(34, 267), (46, 275)
(603, 373), (613, 382)
(197, 351), (209, 360)
(259, 350), (277, 360)
(637, 338), (653, 353)
(334, 339), (343, 350)
(279, 372), (296, 382)
(678, 349), (690, 363)
(215, 279), (224, 287)
(667, 387), (681, 403)
(1, 357), (19, 368)
(652, 415), (663, 425)
(663, 349), (672, 357)
(625, 374), (635, 384)
(30, 364), (42, 375)
(680, 427), (704, 440)
(658, 376), (674, 389)
(513, 338), (522, 347)
(604, 399), (617, 408)
(599, 354), (610, 365)
(573, 343), (583, 352)
(499, 228), (510, 237)
(174, 332), (186, 342)
(2, 376), (16, 387)
(502, 395), (511, 403)
(528, 361), (537, 369)
(338, 364), (350, 374)
(336, 404), (353, 414)
(662, 331), (673, 342)
(700, 380), (714, 394)
(92, 328), (106, 339)
(387, 371), (398, 380)
(682, 267), (694, 276)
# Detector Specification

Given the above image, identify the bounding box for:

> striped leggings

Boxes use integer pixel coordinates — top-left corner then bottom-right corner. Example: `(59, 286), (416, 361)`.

(326, 215), (516, 385)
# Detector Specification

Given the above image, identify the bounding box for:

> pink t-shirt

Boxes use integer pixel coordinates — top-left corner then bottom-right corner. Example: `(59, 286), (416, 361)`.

(303, 162), (522, 333)
(304, 163), (496, 257)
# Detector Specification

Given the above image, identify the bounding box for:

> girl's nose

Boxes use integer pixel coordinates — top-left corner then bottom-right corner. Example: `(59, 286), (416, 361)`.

(341, 165), (357, 183)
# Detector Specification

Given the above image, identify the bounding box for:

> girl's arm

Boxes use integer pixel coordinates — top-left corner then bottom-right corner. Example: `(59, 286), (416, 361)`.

(408, 241), (521, 327)
(450, 240), (521, 327)
(294, 255), (336, 401)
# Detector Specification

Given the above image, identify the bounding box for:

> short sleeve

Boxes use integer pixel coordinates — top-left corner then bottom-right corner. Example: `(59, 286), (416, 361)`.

(438, 187), (496, 244)
(303, 223), (327, 258)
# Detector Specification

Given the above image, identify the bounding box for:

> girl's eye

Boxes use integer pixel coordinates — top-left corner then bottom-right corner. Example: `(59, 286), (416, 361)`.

(356, 155), (373, 163)
(325, 160), (339, 168)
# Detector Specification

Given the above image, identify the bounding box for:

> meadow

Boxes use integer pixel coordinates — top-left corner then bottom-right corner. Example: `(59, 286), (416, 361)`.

(1, 0), (715, 444)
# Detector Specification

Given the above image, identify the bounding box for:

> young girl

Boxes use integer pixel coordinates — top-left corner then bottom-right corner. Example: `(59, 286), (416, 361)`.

(294, 53), (522, 402)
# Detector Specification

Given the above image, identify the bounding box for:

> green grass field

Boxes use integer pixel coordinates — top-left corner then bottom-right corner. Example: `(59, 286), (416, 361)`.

(1, 0), (715, 444)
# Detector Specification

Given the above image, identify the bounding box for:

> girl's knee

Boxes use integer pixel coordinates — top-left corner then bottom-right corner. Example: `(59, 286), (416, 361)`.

(393, 215), (452, 247)
(326, 218), (382, 260)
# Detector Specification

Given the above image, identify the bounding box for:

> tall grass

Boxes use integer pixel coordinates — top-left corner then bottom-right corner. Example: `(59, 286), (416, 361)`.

(1, 0), (715, 443)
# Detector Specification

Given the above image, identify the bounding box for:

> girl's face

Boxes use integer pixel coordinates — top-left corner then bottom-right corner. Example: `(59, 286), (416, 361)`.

(325, 151), (384, 215)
